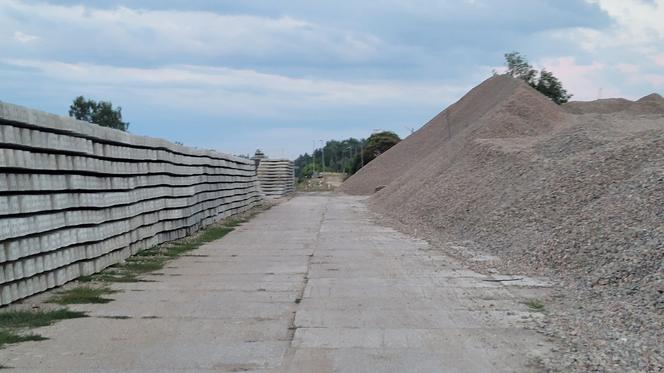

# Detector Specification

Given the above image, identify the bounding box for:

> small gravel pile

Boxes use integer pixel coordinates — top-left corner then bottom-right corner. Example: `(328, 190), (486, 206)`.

(342, 75), (664, 371)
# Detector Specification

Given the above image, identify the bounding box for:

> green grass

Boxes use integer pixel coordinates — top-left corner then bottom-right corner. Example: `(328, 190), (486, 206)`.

(0, 308), (87, 349)
(196, 226), (234, 243)
(221, 218), (244, 228)
(163, 243), (198, 257)
(48, 286), (118, 305)
(525, 299), (545, 311)
(0, 330), (47, 348)
(121, 258), (167, 273)
(0, 309), (87, 329)
(133, 247), (162, 257)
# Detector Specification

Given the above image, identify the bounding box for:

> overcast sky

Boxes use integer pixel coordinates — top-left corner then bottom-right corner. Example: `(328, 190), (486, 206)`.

(1, 0), (663, 159)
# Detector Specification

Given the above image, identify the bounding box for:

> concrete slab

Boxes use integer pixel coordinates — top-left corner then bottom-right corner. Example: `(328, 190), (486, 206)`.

(1, 194), (552, 372)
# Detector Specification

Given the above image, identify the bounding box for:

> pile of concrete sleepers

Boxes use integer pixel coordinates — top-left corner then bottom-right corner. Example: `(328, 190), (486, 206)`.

(0, 102), (262, 305)
(256, 159), (295, 198)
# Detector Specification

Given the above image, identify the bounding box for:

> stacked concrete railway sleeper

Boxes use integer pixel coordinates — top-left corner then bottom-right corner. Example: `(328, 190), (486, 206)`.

(256, 159), (295, 197)
(0, 101), (262, 305)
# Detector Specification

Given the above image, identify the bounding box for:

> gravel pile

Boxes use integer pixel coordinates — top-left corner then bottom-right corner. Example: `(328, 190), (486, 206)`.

(341, 75), (528, 194)
(342, 75), (664, 371)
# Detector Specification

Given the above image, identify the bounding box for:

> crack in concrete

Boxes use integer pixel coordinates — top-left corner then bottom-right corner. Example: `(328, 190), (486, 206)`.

(278, 196), (329, 372)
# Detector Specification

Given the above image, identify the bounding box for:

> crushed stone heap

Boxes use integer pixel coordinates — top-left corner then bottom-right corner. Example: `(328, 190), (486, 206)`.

(341, 74), (664, 371)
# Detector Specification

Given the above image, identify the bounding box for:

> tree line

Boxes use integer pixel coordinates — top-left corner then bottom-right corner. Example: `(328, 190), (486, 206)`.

(294, 131), (401, 180)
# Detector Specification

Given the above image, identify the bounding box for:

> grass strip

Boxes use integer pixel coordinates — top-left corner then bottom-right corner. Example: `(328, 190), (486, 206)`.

(48, 287), (118, 305)
(0, 330), (47, 349)
(121, 257), (167, 273)
(195, 226), (234, 243)
(0, 308), (88, 349)
(0, 309), (87, 328)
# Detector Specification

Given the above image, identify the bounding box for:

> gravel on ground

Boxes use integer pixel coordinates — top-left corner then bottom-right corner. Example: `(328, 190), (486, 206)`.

(342, 75), (664, 372)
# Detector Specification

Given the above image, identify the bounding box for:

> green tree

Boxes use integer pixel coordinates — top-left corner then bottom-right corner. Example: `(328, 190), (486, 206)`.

(293, 132), (401, 179)
(350, 131), (400, 174)
(294, 137), (364, 179)
(535, 69), (571, 105)
(505, 51), (538, 85)
(69, 96), (129, 131)
(504, 52), (572, 104)
(298, 162), (317, 180)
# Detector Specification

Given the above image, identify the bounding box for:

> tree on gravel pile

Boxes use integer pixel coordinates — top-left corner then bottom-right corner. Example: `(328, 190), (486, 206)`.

(350, 131), (401, 174)
(69, 96), (130, 131)
(504, 52), (572, 104)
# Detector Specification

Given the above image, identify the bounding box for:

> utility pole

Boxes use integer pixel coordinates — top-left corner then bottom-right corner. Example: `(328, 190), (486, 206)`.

(360, 143), (364, 168)
(312, 140), (316, 176)
(319, 140), (325, 173)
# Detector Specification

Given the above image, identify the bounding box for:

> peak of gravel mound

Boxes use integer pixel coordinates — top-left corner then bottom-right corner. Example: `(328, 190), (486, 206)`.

(341, 74), (560, 195)
(342, 76), (664, 370)
(633, 93), (664, 113)
(637, 92), (664, 103)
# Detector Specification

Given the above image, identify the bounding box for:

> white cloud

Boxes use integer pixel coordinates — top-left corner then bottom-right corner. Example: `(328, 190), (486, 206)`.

(551, 2), (664, 59)
(612, 63), (662, 87)
(539, 1), (664, 97)
(537, 56), (664, 101)
(3, 58), (464, 116)
(548, 27), (603, 52)
(13, 31), (39, 43)
(585, 0), (664, 44)
(0, 0), (381, 62)
(653, 53), (664, 67)
(615, 63), (640, 75)
(562, 0), (664, 53)
(536, 57), (625, 100)
(644, 74), (664, 85)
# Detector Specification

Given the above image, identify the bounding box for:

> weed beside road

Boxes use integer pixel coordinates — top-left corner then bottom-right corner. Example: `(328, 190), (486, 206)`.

(48, 287), (118, 305)
(0, 309), (87, 348)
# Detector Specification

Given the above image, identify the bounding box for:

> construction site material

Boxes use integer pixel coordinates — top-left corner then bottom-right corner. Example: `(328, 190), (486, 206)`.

(257, 159), (295, 198)
(341, 75), (664, 371)
(0, 101), (262, 305)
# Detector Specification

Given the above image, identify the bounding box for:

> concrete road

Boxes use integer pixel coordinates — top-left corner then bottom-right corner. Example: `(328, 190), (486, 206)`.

(1, 194), (550, 372)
